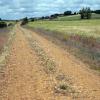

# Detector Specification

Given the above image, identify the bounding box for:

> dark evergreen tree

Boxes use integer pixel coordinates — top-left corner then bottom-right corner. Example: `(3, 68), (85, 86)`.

(64, 11), (72, 16)
(94, 10), (100, 14)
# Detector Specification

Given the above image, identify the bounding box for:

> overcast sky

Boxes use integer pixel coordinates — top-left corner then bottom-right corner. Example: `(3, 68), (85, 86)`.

(0, 0), (100, 20)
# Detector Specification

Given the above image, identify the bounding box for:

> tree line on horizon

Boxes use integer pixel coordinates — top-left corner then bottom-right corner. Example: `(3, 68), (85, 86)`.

(0, 7), (100, 27)
(20, 7), (100, 25)
(28, 8), (100, 21)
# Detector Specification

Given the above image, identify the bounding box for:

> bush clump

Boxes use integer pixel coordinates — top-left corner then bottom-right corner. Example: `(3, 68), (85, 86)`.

(8, 23), (13, 26)
(21, 17), (28, 26)
(0, 22), (7, 28)
(55, 83), (74, 94)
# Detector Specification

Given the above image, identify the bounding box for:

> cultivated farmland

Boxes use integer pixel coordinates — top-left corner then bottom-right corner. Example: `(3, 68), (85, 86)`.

(27, 19), (100, 71)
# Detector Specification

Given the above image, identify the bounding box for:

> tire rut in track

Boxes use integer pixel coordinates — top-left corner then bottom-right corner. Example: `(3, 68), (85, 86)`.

(0, 25), (75, 100)
(22, 26), (100, 100)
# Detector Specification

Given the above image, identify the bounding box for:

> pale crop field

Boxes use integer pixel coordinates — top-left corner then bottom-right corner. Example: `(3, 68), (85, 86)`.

(28, 19), (100, 38)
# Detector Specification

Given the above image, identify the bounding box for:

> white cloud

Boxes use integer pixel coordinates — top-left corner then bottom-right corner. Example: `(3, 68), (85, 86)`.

(0, 0), (100, 19)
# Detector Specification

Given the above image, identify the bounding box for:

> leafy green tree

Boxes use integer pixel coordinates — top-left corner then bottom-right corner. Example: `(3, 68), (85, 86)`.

(80, 7), (91, 19)
(64, 11), (72, 16)
(80, 8), (85, 19)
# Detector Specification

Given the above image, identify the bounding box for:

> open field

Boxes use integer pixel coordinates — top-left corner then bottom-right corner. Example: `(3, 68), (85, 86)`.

(28, 20), (100, 38)
(56, 14), (100, 21)
(27, 19), (100, 71)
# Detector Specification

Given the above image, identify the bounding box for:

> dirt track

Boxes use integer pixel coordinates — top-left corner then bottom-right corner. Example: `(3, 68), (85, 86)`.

(0, 25), (100, 100)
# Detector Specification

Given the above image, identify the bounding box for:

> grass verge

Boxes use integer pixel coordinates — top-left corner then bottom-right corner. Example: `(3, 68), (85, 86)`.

(0, 26), (15, 71)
